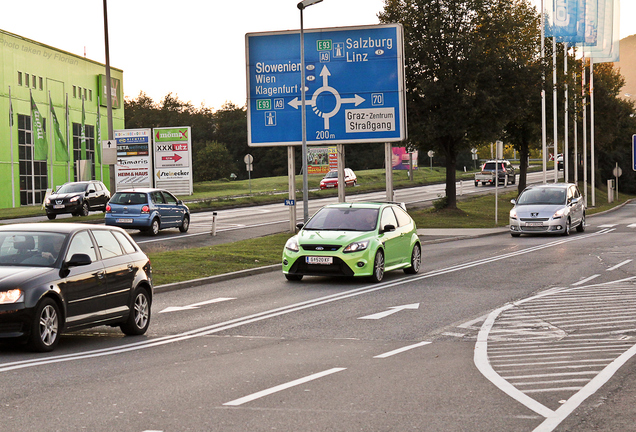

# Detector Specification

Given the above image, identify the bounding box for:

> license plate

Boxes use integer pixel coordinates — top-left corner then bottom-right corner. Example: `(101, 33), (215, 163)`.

(306, 256), (333, 265)
(116, 218), (133, 223)
(526, 222), (543, 227)
(326, 184), (335, 188)
(53, 205), (65, 209)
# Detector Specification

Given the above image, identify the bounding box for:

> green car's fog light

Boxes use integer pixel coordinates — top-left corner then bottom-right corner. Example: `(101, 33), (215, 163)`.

(283, 259), (288, 266)
(357, 261), (365, 268)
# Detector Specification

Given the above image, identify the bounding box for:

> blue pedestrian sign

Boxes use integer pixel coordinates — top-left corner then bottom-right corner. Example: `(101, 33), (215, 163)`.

(246, 24), (406, 147)
(285, 199), (296, 206)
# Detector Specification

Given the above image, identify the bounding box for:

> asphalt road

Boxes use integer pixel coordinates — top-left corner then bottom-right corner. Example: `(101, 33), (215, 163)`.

(1, 198), (635, 432)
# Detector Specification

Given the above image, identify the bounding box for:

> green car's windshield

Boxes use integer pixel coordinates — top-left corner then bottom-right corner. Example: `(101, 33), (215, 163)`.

(517, 188), (566, 205)
(304, 208), (379, 231)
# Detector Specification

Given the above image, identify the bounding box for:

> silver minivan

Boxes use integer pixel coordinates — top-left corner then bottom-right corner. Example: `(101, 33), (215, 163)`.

(509, 183), (585, 237)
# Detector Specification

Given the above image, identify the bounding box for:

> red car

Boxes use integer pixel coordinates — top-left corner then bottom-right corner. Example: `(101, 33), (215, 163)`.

(319, 169), (357, 190)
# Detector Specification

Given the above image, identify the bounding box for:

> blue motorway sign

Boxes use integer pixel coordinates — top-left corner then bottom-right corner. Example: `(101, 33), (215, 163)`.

(245, 24), (406, 147)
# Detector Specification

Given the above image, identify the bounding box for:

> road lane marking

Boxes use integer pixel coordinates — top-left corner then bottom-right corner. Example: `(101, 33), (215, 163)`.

(358, 303), (419, 320)
(607, 259), (632, 271)
(571, 274), (600, 286)
(159, 297), (236, 313)
(222, 367), (346, 406)
(373, 341), (432, 359)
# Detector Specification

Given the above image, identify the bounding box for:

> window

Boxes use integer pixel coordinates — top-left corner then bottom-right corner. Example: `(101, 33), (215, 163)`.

(17, 72), (22, 86)
(393, 206), (412, 228)
(151, 191), (165, 204)
(380, 208), (398, 230)
(18, 114), (48, 205)
(32, 75), (36, 88)
(25, 73), (30, 86)
(162, 191), (177, 205)
(66, 231), (97, 262)
(39, 77), (43, 91)
(92, 230), (123, 259)
(112, 231), (137, 255)
(72, 123), (96, 180)
(73, 86), (77, 98)
(89, 89), (93, 101)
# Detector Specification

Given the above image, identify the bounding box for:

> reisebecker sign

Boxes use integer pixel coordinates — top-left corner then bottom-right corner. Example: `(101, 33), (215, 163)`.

(246, 24), (406, 147)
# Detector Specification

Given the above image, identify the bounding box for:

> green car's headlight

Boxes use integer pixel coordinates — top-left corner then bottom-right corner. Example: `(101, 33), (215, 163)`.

(343, 240), (369, 253)
(0, 289), (23, 304)
(285, 237), (299, 252)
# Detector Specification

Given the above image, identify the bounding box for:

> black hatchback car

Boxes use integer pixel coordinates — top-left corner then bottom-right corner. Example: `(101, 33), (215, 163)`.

(44, 180), (110, 219)
(0, 223), (153, 352)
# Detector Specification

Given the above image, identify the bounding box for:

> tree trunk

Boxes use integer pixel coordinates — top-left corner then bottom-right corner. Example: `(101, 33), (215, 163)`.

(445, 149), (458, 209)
(517, 144), (529, 196)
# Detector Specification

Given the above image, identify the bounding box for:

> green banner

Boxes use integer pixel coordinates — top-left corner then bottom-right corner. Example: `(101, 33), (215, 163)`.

(30, 92), (48, 161)
(49, 95), (69, 162)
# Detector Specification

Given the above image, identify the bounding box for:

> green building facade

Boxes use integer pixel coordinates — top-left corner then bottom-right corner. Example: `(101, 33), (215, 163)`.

(0, 29), (124, 209)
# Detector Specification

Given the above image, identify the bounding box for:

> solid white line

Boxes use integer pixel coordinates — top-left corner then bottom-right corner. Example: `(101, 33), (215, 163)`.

(607, 260), (632, 271)
(222, 367), (346, 406)
(571, 274), (601, 286)
(373, 341), (432, 359)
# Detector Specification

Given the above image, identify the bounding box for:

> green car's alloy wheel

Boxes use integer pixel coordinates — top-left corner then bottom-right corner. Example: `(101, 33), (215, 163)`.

(371, 250), (385, 282)
(404, 243), (421, 274)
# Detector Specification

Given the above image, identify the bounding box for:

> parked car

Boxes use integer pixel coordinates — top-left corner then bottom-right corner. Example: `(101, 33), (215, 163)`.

(474, 160), (516, 186)
(105, 188), (190, 236)
(509, 183), (585, 237)
(319, 168), (357, 190)
(0, 223), (152, 352)
(282, 202), (421, 282)
(44, 180), (110, 219)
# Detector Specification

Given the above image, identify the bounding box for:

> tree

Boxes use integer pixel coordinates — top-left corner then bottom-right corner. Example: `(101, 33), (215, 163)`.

(193, 141), (235, 182)
(379, 0), (540, 208)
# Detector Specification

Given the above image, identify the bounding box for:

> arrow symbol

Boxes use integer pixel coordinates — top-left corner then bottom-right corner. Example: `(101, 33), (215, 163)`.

(161, 153), (183, 162)
(358, 303), (420, 320)
(159, 297), (235, 313)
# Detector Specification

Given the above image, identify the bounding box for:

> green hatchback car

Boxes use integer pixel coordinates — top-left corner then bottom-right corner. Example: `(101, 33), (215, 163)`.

(282, 202), (421, 282)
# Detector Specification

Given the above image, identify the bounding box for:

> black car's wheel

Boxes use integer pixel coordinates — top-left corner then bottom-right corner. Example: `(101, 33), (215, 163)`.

(404, 243), (421, 274)
(120, 288), (151, 336)
(28, 298), (61, 352)
(371, 250), (385, 282)
(562, 218), (571, 236)
(80, 202), (90, 217)
(46, 213), (56, 220)
(285, 274), (303, 281)
(179, 215), (190, 233)
(149, 218), (160, 236)
(576, 213), (586, 232)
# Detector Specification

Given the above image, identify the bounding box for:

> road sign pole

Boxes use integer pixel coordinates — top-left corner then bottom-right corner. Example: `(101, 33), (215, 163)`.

(385, 143), (393, 201)
(337, 144), (345, 203)
(288, 146), (297, 232)
(299, 4), (309, 222)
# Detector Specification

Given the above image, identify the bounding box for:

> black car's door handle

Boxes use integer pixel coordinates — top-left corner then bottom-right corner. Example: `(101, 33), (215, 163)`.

(95, 270), (105, 280)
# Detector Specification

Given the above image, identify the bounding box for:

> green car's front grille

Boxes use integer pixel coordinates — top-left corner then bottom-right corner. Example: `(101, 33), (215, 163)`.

(300, 244), (342, 252)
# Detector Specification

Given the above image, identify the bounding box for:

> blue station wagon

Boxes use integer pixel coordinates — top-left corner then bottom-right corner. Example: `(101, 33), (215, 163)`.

(105, 188), (190, 236)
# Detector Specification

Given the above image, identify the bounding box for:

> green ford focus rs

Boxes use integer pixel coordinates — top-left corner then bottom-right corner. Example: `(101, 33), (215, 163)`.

(282, 202), (421, 282)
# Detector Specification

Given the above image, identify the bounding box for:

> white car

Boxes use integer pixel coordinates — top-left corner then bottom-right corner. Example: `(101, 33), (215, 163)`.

(509, 183), (586, 237)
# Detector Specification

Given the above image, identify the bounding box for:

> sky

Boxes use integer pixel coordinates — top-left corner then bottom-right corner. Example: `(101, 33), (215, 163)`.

(1, 0), (633, 111)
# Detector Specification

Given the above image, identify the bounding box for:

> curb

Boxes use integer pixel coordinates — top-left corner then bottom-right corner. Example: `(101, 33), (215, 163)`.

(154, 264), (281, 293)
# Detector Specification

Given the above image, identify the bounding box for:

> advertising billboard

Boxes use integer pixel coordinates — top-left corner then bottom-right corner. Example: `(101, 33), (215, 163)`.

(114, 128), (153, 191)
(153, 126), (193, 196)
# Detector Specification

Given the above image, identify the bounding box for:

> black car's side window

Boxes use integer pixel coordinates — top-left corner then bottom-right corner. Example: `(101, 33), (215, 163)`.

(92, 230), (124, 260)
(112, 231), (137, 254)
(66, 231), (97, 262)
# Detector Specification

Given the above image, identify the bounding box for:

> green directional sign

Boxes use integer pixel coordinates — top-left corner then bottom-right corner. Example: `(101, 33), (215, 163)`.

(256, 99), (271, 110)
(316, 39), (332, 51)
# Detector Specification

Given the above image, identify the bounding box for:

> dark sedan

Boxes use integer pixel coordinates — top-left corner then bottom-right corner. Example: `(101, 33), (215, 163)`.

(0, 223), (153, 352)
(44, 180), (110, 219)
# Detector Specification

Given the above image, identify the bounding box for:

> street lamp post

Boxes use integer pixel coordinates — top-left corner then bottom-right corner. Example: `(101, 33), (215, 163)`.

(297, 0), (323, 223)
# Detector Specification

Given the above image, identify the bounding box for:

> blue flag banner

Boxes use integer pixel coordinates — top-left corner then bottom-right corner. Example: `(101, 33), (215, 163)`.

(582, 0), (619, 62)
(544, 0), (585, 42)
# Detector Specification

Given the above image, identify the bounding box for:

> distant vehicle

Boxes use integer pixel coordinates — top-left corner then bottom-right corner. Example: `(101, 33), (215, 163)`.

(319, 168), (357, 190)
(509, 183), (585, 237)
(557, 154), (564, 170)
(282, 202), (421, 282)
(105, 188), (190, 236)
(44, 181), (110, 219)
(0, 223), (152, 352)
(474, 160), (516, 186)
